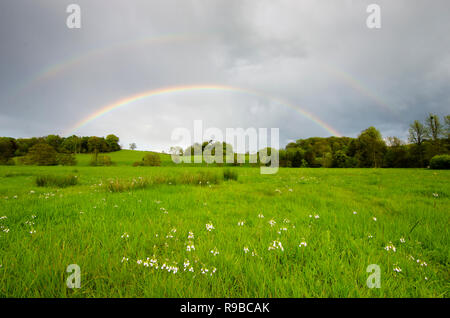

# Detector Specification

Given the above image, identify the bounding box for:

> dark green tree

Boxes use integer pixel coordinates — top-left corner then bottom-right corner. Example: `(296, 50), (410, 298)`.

(24, 143), (58, 166)
(355, 127), (386, 167)
(0, 137), (17, 165)
(106, 134), (121, 152)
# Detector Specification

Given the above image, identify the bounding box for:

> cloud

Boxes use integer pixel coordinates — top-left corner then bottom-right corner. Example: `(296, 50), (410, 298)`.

(0, 0), (449, 150)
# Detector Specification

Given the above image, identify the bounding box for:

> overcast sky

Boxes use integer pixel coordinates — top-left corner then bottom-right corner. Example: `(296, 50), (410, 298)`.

(0, 0), (449, 151)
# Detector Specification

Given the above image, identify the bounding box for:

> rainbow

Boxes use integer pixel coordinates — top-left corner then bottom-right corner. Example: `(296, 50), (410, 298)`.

(320, 62), (397, 116)
(65, 84), (342, 137)
(12, 33), (396, 117)
(11, 32), (396, 118)
(12, 33), (200, 97)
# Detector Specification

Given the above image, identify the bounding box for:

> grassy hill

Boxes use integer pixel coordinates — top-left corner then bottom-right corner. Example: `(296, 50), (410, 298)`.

(74, 150), (256, 167)
(75, 150), (173, 166)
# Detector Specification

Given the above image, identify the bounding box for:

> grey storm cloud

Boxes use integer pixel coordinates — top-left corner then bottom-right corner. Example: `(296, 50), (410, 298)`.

(0, 0), (449, 151)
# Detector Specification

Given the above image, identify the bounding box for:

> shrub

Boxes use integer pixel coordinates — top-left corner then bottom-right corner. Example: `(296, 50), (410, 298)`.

(142, 153), (161, 166)
(100, 155), (112, 166)
(90, 154), (113, 166)
(4, 158), (15, 166)
(223, 168), (238, 181)
(132, 161), (141, 167)
(430, 154), (450, 170)
(35, 174), (78, 187)
(57, 153), (77, 166)
(24, 143), (58, 166)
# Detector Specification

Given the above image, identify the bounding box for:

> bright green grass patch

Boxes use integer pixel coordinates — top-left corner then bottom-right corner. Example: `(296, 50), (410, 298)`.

(0, 165), (448, 297)
(75, 150), (173, 167)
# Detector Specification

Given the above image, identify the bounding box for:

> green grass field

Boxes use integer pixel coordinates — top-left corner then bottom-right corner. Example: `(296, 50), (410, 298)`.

(0, 151), (449, 297)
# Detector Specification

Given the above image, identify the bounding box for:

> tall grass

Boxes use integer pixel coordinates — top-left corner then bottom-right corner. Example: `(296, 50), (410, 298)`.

(35, 174), (78, 187)
(4, 172), (34, 178)
(105, 170), (222, 192)
(223, 168), (238, 181)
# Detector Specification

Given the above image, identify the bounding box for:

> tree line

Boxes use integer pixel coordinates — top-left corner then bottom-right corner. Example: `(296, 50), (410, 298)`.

(279, 114), (449, 168)
(178, 114), (450, 169)
(1, 114), (449, 168)
(0, 134), (121, 165)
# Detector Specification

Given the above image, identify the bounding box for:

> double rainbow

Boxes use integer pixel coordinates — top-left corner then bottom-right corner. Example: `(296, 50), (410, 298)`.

(65, 84), (342, 137)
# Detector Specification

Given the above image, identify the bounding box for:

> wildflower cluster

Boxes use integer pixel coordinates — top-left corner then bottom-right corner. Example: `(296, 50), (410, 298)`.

(393, 265), (402, 273)
(268, 240), (284, 252)
(0, 216), (8, 235)
(384, 242), (396, 252)
(210, 247), (219, 256)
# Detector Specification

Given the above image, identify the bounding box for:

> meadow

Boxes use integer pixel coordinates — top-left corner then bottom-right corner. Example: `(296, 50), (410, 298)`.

(0, 151), (448, 297)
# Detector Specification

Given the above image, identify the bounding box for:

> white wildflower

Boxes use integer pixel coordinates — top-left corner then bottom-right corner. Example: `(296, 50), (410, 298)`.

(268, 240), (284, 252)
(210, 247), (219, 256)
(205, 222), (215, 232)
(384, 242), (396, 252)
(416, 259), (428, 267)
(393, 266), (402, 273)
(149, 258), (157, 267)
(186, 242), (195, 252)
